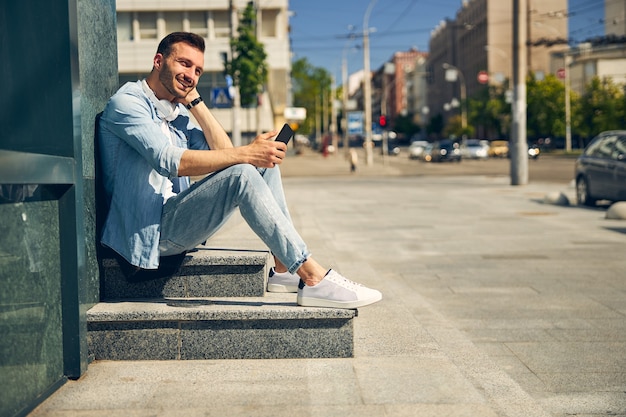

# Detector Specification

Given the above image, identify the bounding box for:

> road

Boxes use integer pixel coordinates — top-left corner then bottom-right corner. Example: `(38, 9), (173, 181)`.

(283, 146), (578, 185)
(383, 150), (576, 184)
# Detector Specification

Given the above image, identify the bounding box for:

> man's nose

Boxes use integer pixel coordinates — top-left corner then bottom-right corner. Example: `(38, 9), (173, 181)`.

(184, 69), (199, 85)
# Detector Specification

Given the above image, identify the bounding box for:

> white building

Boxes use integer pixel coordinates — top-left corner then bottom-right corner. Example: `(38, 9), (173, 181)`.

(115, 0), (292, 141)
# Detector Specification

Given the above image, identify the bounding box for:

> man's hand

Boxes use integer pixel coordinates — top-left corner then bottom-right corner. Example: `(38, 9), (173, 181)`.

(176, 88), (201, 108)
(245, 131), (287, 168)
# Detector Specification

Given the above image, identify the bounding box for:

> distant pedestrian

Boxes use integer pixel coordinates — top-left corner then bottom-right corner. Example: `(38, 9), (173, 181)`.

(349, 148), (358, 173)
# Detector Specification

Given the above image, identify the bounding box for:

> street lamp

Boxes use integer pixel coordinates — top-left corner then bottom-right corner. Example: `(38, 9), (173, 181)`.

(442, 63), (467, 130)
(362, 0), (378, 166)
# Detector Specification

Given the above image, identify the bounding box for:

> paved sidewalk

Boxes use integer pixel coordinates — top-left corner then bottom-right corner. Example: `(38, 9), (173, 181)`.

(30, 150), (626, 416)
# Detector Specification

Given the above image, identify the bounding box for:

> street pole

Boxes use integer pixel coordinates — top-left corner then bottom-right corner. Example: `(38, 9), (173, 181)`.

(342, 52), (349, 152)
(331, 75), (338, 152)
(229, 0), (242, 146)
(564, 54), (572, 152)
(362, 0), (378, 166)
(511, 0), (528, 185)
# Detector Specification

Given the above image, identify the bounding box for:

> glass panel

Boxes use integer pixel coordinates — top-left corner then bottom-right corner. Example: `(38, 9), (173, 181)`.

(0, 185), (63, 417)
(613, 136), (626, 159)
(261, 9), (278, 38)
(595, 135), (616, 158)
(138, 12), (158, 40)
(211, 11), (229, 38)
(117, 12), (133, 41)
(189, 11), (209, 37)
(164, 12), (183, 34)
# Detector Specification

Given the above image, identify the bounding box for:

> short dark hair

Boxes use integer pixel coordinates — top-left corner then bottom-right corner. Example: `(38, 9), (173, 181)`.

(157, 32), (205, 57)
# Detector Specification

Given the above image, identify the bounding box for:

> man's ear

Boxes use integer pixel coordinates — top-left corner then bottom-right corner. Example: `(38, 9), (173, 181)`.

(153, 53), (164, 70)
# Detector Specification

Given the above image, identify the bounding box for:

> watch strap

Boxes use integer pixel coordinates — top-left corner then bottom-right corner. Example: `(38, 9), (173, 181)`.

(186, 96), (203, 110)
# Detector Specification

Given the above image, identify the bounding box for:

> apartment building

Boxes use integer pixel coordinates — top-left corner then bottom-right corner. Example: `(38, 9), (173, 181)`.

(427, 0), (567, 137)
(606, 0), (626, 36)
(115, 0), (291, 141)
(371, 48), (429, 130)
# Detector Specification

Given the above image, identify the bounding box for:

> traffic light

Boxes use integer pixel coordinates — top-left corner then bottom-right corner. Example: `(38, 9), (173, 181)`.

(379, 114), (387, 127)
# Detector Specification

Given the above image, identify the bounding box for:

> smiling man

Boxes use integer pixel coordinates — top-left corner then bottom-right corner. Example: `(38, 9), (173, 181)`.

(97, 32), (382, 309)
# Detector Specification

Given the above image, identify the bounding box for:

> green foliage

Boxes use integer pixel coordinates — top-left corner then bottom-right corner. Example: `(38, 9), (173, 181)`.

(427, 114), (444, 136)
(227, 2), (268, 107)
(578, 76), (625, 137)
(392, 113), (421, 138)
(464, 72), (625, 144)
(526, 73), (567, 139)
(291, 57), (331, 135)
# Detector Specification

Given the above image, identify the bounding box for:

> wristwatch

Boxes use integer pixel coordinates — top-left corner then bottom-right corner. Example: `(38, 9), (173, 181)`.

(186, 96), (203, 110)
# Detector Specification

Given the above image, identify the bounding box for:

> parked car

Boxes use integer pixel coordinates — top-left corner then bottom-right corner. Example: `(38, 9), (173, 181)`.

(408, 141), (429, 159)
(430, 140), (462, 162)
(460, 139), (489, 159)
(575, 130), (626, 206)
(488, 140), (509, 158)
(383, 141), (400, 156)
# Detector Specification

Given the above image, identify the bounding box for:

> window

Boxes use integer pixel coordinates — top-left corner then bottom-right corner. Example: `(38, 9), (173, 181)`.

(591, 135), (617, 158)
(138, 12), (158, 40)
(117, 12), (133, 41)
(211, 10), (230, 38)
(164, 12), (184, 34)
(613, 136), (626, 160)
(261, 9), (278, 38)
(189, 11), (209, 38)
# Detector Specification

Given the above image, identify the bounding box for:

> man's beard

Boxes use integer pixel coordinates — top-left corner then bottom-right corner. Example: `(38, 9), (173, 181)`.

(159, 63), (189, 100)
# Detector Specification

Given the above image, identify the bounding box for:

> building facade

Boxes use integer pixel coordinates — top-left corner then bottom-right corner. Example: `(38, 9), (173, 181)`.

(115, 0), (292, 142)
(427, 0), (568, 138)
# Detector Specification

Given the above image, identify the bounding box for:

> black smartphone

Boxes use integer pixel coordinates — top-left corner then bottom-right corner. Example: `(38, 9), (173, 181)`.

(274, 123), (294, 144)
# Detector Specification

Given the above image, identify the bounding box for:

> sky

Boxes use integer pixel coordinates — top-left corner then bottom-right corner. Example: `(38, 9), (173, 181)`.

(288, 0), (606, 81)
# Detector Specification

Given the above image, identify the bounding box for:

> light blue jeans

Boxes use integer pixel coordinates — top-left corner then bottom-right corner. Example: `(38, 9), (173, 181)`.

(159, 164), (310, 274)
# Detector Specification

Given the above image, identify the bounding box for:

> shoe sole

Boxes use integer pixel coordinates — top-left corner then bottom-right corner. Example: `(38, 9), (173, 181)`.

(267, 283), (298, 293)
(297, 293), (382, 309)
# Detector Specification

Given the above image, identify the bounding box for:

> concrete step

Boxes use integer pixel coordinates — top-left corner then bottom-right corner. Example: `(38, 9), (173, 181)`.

(87, 294), (356, 360)
(100, 248), (271, 299)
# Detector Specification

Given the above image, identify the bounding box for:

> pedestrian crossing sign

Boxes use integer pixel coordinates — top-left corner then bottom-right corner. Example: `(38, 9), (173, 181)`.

(211, 87), (232, 108)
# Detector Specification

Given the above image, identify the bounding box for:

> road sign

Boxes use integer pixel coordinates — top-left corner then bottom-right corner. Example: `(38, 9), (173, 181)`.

(477, 71), (489, 84)
(347, 111), (364, 135)
(284, 107), (307, 121)
(211, 88), (232, 108)
(556, 68), (566, 79)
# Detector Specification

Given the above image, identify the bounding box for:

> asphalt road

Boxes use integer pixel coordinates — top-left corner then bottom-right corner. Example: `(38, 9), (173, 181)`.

(283, 146), (578, 185)
(383, 150), (577, 184)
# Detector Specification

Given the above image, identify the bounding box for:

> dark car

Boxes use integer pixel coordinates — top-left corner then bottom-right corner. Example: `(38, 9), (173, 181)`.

(430, 140), (461, 162)
(575, 130), (626, 206)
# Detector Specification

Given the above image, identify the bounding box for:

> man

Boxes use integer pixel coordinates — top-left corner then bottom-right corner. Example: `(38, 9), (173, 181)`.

(98, 32), (381, 309)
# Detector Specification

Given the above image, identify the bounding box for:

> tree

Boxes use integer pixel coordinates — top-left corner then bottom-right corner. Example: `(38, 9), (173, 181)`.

(468, 83), (510, 139)
(227, 2), (268, 107)
(526, 73), (567, 141)
(579, 76), (625, 138)
(392, 113), (421, 140)
(291, 57), (331, 135)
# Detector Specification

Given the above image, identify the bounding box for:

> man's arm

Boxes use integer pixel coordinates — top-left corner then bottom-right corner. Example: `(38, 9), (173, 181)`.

(182, 89), (234, 151)
(176, 89), (285, 176)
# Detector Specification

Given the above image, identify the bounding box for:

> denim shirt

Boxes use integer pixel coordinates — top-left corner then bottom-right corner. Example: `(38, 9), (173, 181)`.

(98, 81), (209, 269)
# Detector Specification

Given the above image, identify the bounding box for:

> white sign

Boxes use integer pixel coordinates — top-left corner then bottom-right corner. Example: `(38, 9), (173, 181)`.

(284, 107), (307, 121)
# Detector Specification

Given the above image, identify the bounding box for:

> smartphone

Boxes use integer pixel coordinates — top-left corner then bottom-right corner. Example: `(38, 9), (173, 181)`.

(274, 123), (294, 145)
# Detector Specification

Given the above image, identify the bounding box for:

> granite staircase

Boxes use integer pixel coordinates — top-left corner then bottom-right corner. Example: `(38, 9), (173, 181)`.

(87, 214), (356, 361)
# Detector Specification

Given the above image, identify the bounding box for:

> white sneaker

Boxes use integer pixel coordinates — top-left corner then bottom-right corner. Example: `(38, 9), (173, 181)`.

(297, 270), (382, 309)
(267, 267), (299, 293)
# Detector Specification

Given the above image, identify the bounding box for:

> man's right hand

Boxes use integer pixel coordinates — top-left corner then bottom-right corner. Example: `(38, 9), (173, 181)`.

(245, 131), (287, 168)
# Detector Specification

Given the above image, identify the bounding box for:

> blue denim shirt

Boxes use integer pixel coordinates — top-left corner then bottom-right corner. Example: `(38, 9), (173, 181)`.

(98, 81), (209, 269)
